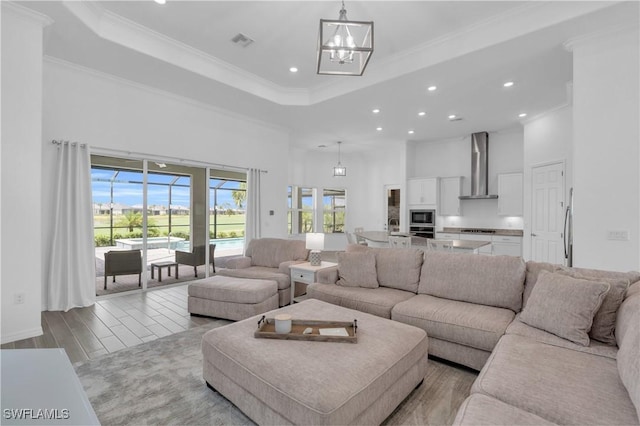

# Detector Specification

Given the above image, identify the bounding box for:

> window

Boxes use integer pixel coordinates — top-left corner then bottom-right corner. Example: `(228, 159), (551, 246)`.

(288, 186), (315, 234)
(323, 188), (346, 233)
(210, 178), (246, 239)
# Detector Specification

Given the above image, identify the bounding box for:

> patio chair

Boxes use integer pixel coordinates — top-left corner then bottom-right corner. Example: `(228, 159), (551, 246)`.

(175, 244), (216, 277)
(104, 250), (143, 290)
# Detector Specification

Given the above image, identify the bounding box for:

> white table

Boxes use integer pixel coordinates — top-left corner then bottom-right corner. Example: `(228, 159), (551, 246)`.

(0, 349), (99, 425)
(289, 261), (338, 304)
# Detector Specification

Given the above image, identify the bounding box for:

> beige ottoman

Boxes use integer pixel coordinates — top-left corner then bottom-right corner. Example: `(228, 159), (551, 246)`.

(201, 299), (429, 425)
(188, 275), (278, 321)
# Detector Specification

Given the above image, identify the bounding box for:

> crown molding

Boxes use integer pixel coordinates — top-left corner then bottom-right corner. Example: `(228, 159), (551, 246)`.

(62, 0), (623, 107)
(62, 1), (310, 106)
(43, 55), (291, 135)
(563, 21), (639, 52)
(2, 1), (54, 27)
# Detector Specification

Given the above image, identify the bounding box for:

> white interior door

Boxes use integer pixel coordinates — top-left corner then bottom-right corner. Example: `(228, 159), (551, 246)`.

(531, 162), (565, 264)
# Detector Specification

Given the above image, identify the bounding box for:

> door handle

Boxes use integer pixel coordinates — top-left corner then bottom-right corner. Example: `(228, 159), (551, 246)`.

(531, 233), (537, 237)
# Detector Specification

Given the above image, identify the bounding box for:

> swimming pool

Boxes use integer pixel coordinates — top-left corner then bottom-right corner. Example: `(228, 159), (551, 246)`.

(175, 238), (244, 252)
(115, 236), (185, 250)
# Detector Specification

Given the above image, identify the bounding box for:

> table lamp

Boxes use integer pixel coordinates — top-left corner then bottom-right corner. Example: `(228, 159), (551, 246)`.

(306, 233), (325, 266)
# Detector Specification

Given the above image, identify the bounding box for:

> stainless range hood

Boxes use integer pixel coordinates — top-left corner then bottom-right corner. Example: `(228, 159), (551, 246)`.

(459, 131), (498, 200)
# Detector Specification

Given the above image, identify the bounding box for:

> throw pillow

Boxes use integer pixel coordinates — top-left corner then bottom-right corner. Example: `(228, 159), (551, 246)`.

(557, 269), (630, 345)
(336, 252), (378, 289)
(519, 270), (610, 346)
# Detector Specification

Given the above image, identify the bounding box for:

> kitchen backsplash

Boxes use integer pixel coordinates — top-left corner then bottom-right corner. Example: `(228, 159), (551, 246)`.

(437, 199), (523, 231)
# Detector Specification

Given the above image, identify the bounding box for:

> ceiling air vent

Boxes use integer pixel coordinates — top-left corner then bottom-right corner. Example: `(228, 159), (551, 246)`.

(231, 33), (254, 48)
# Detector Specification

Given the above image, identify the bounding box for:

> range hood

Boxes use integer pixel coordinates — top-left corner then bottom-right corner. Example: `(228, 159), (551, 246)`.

(459, 131), (498, 200)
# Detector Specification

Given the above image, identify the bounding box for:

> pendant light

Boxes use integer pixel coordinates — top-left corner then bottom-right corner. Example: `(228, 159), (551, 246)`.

(317, 1), (374, 76)
(333, 141), (347, 177)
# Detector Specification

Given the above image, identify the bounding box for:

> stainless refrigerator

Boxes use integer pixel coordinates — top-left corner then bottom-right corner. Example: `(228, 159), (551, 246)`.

(564, 187), (574, 267)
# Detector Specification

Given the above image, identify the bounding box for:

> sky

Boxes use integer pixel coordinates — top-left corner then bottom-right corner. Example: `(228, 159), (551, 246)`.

(91, 168), (243, 210)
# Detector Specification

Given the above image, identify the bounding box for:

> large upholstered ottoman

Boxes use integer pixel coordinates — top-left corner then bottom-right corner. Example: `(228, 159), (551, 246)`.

(188, 275), (278, 321)
(201, 299), (429, 425)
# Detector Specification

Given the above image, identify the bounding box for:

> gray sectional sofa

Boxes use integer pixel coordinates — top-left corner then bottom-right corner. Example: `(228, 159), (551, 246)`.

(216, 238), (308, 306)
(306, 244), (640, 425)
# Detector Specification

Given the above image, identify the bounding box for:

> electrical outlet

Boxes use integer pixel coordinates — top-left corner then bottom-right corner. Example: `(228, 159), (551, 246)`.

(607, 230), (630, 241)
(13, 293), (25, 304)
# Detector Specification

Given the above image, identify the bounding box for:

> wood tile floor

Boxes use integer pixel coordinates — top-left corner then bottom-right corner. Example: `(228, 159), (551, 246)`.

(0, 285), (223, 364)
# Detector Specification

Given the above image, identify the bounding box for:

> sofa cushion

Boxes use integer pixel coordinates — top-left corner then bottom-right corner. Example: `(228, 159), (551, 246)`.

(523, 260), (558, 308)
(453, 394), (555, 426)
(557, 269), (629, 345)
(346, 245), (423, 293)
(392, 294), (514, 352)
(506, 315), (617, 359)
(245, 238), (308, 268)
(472, 334), (639, 425)
(617, 282), (640, 347)
(336, 252), (379, 288)
(217, 267), (290, 290)
(418, 251), (526, 312)
(307, 283), (414, 319)
(188, 276), (277, 304)
(519, 270), (609, 346)
(617, 303), (640, 422)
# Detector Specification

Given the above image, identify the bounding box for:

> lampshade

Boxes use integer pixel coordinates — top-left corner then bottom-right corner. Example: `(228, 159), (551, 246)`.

(317, 1), (374, 76)
(306, 233), (325, 251)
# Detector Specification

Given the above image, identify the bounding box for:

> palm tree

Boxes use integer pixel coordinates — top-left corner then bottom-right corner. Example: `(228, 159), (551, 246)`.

(231, 183), (247, 211)
(116, 212), (158, 232)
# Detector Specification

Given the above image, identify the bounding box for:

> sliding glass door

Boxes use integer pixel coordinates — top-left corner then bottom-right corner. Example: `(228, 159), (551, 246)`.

(91, 155), (246, 296)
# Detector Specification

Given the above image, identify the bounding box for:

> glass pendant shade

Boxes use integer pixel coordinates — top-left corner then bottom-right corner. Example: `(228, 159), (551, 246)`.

(317, 2), (373, 76)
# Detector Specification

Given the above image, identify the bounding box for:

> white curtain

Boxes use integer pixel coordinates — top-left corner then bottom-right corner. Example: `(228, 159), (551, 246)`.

(244, 168), (262, 250)
(45, 142), (96, 311)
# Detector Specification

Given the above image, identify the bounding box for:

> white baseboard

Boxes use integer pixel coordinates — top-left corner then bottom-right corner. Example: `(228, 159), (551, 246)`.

(1, 326), (43, 344)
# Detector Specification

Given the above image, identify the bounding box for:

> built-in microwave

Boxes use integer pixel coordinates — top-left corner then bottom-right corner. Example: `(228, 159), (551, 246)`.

(410, 209), (435, 227)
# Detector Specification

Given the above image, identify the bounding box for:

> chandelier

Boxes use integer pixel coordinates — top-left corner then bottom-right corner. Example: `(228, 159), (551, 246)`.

(317, 1), (374, 76)
(333, 141), (347, 177)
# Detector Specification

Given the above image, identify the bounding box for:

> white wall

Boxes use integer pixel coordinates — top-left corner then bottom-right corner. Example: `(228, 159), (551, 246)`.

(570, 27), (640, 271)
(410, 129), (524, 230)
(522, 105), (573, 261)
(289, 142), (407, 251)
(1, 4), (49, 343)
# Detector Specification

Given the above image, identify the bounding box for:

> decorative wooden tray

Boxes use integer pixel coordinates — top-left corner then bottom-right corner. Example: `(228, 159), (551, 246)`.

(254, 316), (358, 343)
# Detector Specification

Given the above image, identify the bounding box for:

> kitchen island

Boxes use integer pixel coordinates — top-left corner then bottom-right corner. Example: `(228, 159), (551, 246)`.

(355, 231), (491, 254)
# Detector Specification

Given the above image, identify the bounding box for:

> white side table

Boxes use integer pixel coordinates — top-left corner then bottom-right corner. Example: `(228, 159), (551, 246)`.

(289, 261), (337, 304)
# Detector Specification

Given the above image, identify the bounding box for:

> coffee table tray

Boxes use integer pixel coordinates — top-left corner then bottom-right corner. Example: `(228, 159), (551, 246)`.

(254, 316), (357, 343)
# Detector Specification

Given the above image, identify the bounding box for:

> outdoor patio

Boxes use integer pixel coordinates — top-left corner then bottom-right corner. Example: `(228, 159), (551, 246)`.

(95, 244), (243, 296)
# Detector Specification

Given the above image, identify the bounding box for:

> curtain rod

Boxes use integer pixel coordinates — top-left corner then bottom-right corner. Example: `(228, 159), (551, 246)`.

(55, 142), (267, 174)
(51, 139), (88, 148)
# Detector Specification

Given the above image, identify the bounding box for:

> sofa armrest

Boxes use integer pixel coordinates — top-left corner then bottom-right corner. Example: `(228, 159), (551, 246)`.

(279, 260), (307, 275)
(317, 266), (339, 284)
(224, 256), (252, 269)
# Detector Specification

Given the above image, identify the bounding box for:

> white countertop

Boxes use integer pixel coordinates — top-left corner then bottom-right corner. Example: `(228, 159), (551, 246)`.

(355, 232), (490, 250)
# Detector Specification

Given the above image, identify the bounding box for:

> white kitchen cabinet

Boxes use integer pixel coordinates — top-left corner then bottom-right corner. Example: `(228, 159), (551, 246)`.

(408, 178), (438, 206)
(436, 232), (459, 240)
(439, 177), (462, 216)
(491, 235), (522, 256)
(497, 172), (523, 216)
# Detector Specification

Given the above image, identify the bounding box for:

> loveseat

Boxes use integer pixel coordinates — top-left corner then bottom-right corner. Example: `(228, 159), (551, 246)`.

(216, 238), (308, 306)
(306, 244), (640, 425)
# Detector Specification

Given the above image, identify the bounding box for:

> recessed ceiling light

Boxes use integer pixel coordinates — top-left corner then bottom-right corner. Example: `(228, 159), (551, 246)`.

(376, 127), (383, 131)
(518, 113), (527, 118)
(503, 81), (514, 87)
(154, 0), (166, 4)
(408, 130), (415, 135)
(448, 114), (456, 120)
(372, 108), (380, 114)
(418, 111), (426, 116)
(289, 67), (298, 73)
(427, 86), (437, 92)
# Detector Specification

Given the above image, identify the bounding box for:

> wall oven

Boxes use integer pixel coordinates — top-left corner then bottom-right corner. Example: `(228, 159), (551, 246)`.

(410, 226), (435, 239)
(410, 209), (435, 227)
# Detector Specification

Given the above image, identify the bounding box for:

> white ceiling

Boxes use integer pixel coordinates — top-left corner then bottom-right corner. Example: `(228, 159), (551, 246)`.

(21, 1), (639, 152)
